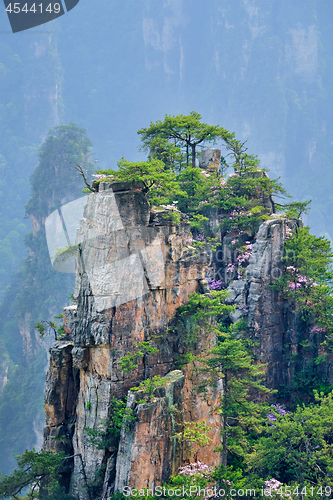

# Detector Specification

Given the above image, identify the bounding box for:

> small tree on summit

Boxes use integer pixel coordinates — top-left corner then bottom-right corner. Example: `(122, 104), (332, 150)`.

(138, 111), (232, 170)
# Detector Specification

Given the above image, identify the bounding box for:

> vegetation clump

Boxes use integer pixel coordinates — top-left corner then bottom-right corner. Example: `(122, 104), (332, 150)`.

(85, 397), (136, 449)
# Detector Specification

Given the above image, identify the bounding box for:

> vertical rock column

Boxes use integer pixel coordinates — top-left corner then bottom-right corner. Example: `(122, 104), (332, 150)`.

(44, 181), (212, 499)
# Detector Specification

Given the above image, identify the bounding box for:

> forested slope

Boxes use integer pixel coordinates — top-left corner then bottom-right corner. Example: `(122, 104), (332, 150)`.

(0, 124), (93, 475)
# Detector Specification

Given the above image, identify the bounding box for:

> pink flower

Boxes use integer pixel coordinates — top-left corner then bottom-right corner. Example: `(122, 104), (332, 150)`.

(310, 326), (325, 334)
(286, 266), (298, 272)
(285, 227), (293, 239)
(178, 462), (213, 477)
(208, 279), (223, 290)
(92, 174), (106, 179)
(264, 479), (283, 491)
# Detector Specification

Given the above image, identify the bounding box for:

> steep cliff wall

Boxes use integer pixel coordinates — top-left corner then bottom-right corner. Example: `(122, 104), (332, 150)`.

(43, 180), (329, 499)
(226, 215), (333, 394)
(44, 181), (216, 499)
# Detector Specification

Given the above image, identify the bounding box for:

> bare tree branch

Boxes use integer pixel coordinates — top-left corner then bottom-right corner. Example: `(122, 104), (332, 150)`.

(72, 162), (96, 192)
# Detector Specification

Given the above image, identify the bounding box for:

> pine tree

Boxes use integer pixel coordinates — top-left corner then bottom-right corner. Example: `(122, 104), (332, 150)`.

(179, 291), (271, 468)
(137, 111), (232, 169)
(205, 325), (271, 467)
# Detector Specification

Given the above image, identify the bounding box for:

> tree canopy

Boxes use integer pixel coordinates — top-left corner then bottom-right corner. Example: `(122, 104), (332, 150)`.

(137, 111), (233, 169)
(0, 449), (75, 499)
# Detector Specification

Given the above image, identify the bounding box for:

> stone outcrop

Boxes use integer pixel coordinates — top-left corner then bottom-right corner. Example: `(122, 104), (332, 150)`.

(114, 370), (186, 494)
(43, 179), (331, 498)
(225, 216), (301, 391)
(199, 148), (221, 171)
(44, 181), (215, 499)
(226, 215), (333, 393)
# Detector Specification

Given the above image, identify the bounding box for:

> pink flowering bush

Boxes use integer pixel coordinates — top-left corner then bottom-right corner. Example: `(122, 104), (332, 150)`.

(161, 462), (215, 499)
(226, 242), (253, 280)
(264, 478), (282, 490)
(274, 225), (333, 344)
(193, 233), (205, 242)
(208, 278), (223, 290)
(247, 392), (333, 490)
(285, 226), (293, 239)
(92, 173), (106, 179)
(286, 266), (319, 291)
(178, 462), (214, 477)
(266, 404), (290, 425)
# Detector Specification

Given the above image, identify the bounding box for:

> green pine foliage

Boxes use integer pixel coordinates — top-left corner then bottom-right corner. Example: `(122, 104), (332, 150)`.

(276, 225), (333, 336)
(85, 397), (136, 450)
(177, 289), (271, 468)
(94, 157), (187, 206)
(118, 341), (159, 374)
(97, 113), (300, 246)
(0, 449), (75, 499)
(247, 391), (333, 487)
(205, 326), (271, 467)
(137, 111), (232, 169)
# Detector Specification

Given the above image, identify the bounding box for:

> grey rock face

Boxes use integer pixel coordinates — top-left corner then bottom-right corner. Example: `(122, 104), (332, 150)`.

(226, 217), (305, 389)
(72, 184), (210, 348)
(113, 371), (185, 495)
(43, 182), (212, 498)
(63, 305), (77, 336)
(69, 373), (112, 500)
(199, 148), (221, 170)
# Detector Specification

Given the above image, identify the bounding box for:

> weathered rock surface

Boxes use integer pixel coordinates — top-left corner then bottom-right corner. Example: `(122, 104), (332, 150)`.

(199, 148), (221, 171)
(43, 181), (331, 498)
(226, 215), (333, 392)
(114, 370), (185, 494)
(43, 182), (214, 499)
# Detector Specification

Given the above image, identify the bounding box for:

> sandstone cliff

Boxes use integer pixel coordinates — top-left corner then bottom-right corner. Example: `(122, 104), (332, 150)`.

(43, 179), (330, 499)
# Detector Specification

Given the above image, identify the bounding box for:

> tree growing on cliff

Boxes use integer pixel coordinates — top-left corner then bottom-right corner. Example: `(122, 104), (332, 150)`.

(137, 111), (233, 170)
(205, 322), (271, 468)
(94, 157), (187, 206)
(85, 397), (136, 450)
(180, 292), (271, 468)
(35, 313), (66, 341)
(246, 391), (333, 487)
(0, 449), (75, 499)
